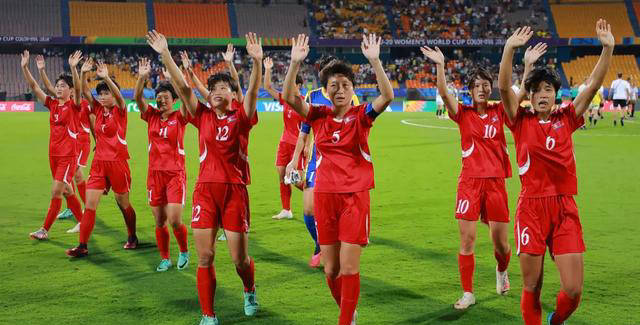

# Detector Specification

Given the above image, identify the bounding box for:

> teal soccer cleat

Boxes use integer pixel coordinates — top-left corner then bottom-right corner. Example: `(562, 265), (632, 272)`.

(243, 290), (259, 316)
(177, 252), (190, 270)
(156, 259), (172, 272)
(198, 315), (218, 325)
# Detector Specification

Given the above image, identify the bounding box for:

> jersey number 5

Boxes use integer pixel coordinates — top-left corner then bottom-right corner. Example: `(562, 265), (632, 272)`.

(332, 130), (341, 144)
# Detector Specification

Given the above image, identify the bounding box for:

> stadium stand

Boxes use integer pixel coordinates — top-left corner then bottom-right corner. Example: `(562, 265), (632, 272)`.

(0, 0), (63, 37)
(550, 2), (635, 38)
(562, 55), (640, 88)
(0, 53), (65, 98)
(310, 0), (392, 39)
(153, 3), (231, 38)
(69, 1), (148, 37)
(235, 3), (309, 38)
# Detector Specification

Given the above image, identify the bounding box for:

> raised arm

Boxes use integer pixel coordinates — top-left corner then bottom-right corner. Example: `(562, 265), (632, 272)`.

(499, 27), (534, 122)
(243, 32), (263, 119)
(134, 57), (150, 114)
(516, 42), (548, 103)
(573, 19), (614, 116)
(162, 68), (189, 118)
(222, 44), (244, 102)
(80, 57), (95, 104)
(68, 50), (83, 106)
(262, 57), (280, 99)
(180, 51), (209, 100)
(283, 34), (310, 117)
(147, 31), (198, 116)
(36, 55), (55, 96)
(20, 50), (47, 103)
(95, 61), (125, 111)
(362, 34), (393, 113)
(421, 46), (457, 115)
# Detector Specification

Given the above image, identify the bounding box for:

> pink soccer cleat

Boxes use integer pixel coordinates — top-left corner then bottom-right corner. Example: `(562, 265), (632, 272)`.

(309, 252), (322, 268)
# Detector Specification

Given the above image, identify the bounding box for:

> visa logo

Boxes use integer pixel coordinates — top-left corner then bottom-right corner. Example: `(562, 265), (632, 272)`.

(263, 102), (284, 112)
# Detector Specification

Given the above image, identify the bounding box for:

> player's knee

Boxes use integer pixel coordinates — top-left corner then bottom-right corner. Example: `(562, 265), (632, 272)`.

(51, 188), (64, 198)
(459, 235), (476, 254)
(197, 251), (214, 266)
(563, 285), (583, 298)
(168, 219), (182, 229)
(324, 265), (340, 279)
(114, 195), (129, 209)
(231, 254), (250, 269)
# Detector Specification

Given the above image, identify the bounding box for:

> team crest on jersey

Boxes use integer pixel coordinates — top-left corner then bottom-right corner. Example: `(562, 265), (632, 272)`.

(491, 116), (499, 123)
(553, 121), (564, 130)
(168, 120), (177, 126)
(344, 115), (356, 124)
(227, 116), (237, 123)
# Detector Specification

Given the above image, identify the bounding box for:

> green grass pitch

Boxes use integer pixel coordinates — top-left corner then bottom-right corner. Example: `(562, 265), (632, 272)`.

(0, 111), (638, 324)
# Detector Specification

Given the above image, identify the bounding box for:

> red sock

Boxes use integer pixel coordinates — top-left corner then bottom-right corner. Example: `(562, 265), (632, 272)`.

(326, 275), (342, 306)
(551, 291), (581, 324)
(122, 205), (136, 237)
(458, 253), (475, 293)
(521, 289), (542, 325)
(65, 194), (84, 223)
(155, 226), (170, 259)
(338, 273), (360, 325)
(172, 224), (189, 253)
(197, 266), (216, 317)
(494, 249), (511, 272)
(42, 197), (62, 231)
(79, 208), (96, 244)
(76, 181), (87, 204)
(235, 257), (255, 292)
(280, 183), (291, 211)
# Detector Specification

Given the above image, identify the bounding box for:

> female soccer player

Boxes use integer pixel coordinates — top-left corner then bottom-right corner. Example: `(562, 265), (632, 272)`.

(147, 30), (262, 325)
(498, 21), (613, 325)
(421, 42), (546, 309)
(263, 56), (306, 220)
(22, 50), (84, 240)
(134, 58), (190, 272)
(66, 56), (138, 257)
(282, 33), (394, 325)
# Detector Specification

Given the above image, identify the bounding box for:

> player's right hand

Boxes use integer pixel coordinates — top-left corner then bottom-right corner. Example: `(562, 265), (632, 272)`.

(146, 30), (169, 54)
(290, 34), (309, 63)
(523, 42), (547, 67)
(420, 46), (445, 66)
(505, 26), (533, 49)
(68, 50), (82, 68)
(36, 55), (45, 70)
(285, 160), (295, 177)
(20, 50), (29, 68)
(81, 57), (94, 73)
(263, 57), (273, 70)
(138, 57), (151, 78)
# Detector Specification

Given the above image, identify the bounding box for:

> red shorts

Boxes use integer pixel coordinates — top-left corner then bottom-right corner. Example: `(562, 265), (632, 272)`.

(314, 191), (370, 245)
(514, 195), (585, 256)
(87, 160), (132, 194)
(76, 141), (90, 168)
(49, 156), (76, 185)
(275, 141), (305, 169)
(455, 177), (509, 224)
(147, 170), (186, 207)
(191, 182), (250, 232)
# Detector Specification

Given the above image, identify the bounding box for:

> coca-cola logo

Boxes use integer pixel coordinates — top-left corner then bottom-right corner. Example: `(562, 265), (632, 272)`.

(0, 101), (34, 112)
(0, 103), (6, 111)
(11, 103), (32, 111)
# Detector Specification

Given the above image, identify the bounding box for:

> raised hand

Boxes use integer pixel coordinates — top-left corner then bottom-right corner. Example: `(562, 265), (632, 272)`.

(68, 50), (82, 68)
(596, 19), (614, 48)
(361, 33), (382, 60)
(20, 50), (30, 68)
(222, 44), (235, 62)
(263, 57), (273, 70)
(420, 46), (445, 66)
(505, 26), (534, 49)
(146, 30), (169, 54)
(138, 57), (151, 78)
(162, 68), (172, 80)
(36, 55), (45, 70)
(179, 51), (191, 70)
(96, 60), (109, 79)
(81, 57), (94, 73)
(290, 34), (309, 63)
(523, 42), (548, 66)
(245, 32), (263, 61)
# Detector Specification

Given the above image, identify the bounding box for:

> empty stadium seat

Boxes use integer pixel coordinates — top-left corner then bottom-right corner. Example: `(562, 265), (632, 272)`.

(154, 3), (230, 38)
(0, 0), (62, 37)
(562, 55), (640, 88)
(551, 3), (635, 38)
(235, 3), (309, 38)
(69, 1), (148, 37)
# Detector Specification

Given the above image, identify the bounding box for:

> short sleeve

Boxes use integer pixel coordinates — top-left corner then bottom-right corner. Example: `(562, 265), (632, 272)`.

(358, 103), (378, 128)
(44, 96), (54, 111)
(305, 104), (330, 123)
(562, 102), (584, 132)
(448, 103), (464, 124)
(300, 122), (311, 134)
(504, 106), (525, 131)
(176, 110), (188, 126)
(140, 104), (154, 122)
(234, 100), (258, 128)
(188, 101), (208, 128)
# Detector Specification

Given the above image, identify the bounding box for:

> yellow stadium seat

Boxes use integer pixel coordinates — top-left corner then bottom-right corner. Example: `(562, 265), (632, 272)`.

(563, 55), (640, 88)
(69, 1), (147, 37)
(551, 3), (635, 38)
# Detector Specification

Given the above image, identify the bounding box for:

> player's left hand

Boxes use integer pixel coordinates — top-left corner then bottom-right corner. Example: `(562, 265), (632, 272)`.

(222, 44), (235, 63)
(68, 50), (82, 68)
(505, 26), (533, 49)
(96, 60), (109, 79)
(245, 33), (263, 61)
(523, 42), (547, 67)
(596, 19), (614, 48)
(138, 57), (151, 78)
(20, 50), (30, 68)
(146, 30), (169, 54)
(81, 57), (94, 73)
(35, 55), (45, 70)
(361, 33), (381, 61)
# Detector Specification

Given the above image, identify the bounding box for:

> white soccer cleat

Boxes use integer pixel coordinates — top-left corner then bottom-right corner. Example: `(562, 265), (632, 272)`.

(454, 292), (475, 310)
(351, 310), (358, 325)
(271, 209), (293, 220)
(67, 223), (81, 233)
(29, 228), (49, 240)
(496, 266), (510, 295)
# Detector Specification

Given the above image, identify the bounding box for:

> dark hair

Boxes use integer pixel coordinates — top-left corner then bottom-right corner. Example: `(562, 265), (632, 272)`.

(96, 78), (121, 94)
(524, 67), (561, 93)
(55, 74), (73, 88)
(155, 81), (178, 100)
(466, 67), (493, 89)
(295, 75), (304, 86)
(617, 72), (622, 78)
(320, 60), (355, 88)
(207, 73), (238, 93)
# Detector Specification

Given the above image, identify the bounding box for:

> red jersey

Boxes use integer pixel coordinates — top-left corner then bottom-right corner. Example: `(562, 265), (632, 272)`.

(189, 101), (258, 184)
(305, 103), (377, 193)
(141, 106), (187, 171)
(506, 102), (584, 198)
(90, 99), (130, 161)
(44, 96), (79, 157)
(77, 99), (91, 144)
(278, 93), (305, 145)
(449, 102), (512, 178)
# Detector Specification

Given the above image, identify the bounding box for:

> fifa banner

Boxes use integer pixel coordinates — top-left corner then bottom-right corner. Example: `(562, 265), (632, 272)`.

(125, 100), (404, 113)
(0, 101), (35, 112)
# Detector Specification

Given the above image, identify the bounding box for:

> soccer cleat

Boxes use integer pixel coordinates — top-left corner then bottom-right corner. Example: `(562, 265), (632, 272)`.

(547, 311), (565, 325)
(218, 232), (226, 241)
(351, 310), (358, 325)
(243, 290), (259, 316)
(57, 208), (73, 220)
(66, 223), (81, 233)
(177, 252), (190, 270)
(156, 259), (172, 272)
(198, 315), (219, 325)
(29, 228), (49, 240)
(66, 246), (88, 258)
(271, 209), (293, 220)
(309, 252), (322, 268)
(496, 266), (510, 295)
(123, 237), (138, 250)
(454, 292), (475, 310)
